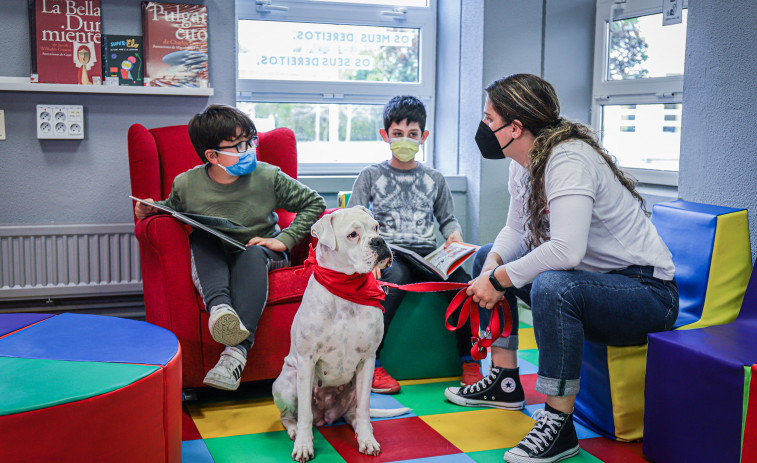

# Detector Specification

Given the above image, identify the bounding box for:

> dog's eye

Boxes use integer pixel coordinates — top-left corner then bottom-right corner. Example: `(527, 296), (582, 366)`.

(348, 231), (358, 239)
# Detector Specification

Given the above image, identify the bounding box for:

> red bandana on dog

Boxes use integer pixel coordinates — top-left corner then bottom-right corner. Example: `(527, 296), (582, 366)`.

(302, 246), (386, 311)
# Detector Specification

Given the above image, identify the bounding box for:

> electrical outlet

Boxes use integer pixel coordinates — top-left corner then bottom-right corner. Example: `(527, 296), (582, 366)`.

(36, 105), (84, 140)
(0, 110), (5, 140)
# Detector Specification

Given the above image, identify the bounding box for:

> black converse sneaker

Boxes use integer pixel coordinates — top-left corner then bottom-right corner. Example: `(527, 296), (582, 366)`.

(503, 404), (580, 463)
(443, 366), (525, 410)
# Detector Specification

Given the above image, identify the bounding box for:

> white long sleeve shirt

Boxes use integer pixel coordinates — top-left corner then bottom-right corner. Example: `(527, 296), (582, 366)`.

(491, 140), (675, 288)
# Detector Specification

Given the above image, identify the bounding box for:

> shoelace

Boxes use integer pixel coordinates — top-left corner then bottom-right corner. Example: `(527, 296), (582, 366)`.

(461, 367), (500, 394)
(520, 409), (564, 453)
(374, 367), (391, 380)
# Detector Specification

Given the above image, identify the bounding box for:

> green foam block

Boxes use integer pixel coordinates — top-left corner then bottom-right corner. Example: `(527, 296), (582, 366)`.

(381, 292), (462, 380)
(0, 356), (158, 416)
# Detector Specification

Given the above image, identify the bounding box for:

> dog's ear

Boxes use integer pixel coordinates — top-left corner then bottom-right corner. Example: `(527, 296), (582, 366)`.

(352, 205), (373, 218)
(311, 213), (337, 249)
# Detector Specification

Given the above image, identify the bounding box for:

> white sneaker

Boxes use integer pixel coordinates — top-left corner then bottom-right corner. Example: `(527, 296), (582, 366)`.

(203, 346), (247, 391)
(208, 304), (250, 346)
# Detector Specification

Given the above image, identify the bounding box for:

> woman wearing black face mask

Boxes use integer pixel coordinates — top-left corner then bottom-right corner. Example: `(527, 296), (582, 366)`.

(444, 74), (679, 463)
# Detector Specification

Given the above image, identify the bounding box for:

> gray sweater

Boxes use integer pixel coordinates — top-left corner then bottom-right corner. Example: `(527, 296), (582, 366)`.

(348, 161), (462, 252)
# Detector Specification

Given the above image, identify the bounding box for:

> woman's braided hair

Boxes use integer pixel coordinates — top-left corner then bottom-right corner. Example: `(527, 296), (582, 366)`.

(485, 73), (645, 250)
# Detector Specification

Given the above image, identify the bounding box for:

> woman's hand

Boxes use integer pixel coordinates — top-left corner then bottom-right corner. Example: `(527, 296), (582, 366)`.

(247, 237), (287, 252)
(467, 266), (512, 310)
(134, 198), (159, 220)
(444, 230), (463, 248)
(372, 267), (382, 279)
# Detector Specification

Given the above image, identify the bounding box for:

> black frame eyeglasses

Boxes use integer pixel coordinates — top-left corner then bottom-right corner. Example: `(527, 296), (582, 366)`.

(213, 135), (259, 154)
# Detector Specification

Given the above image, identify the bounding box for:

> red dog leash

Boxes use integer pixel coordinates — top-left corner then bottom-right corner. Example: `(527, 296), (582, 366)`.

(378, 281), (513, 361)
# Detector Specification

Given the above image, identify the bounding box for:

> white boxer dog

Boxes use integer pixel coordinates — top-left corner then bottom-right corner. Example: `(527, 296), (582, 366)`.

(272, 206), (409, 462)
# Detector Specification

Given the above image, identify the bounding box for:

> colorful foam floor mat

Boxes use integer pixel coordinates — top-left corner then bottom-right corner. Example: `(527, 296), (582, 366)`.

(181, 313), (650, 462)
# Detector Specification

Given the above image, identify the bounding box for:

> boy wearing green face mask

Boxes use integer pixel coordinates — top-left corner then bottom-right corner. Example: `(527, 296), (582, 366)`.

(347, 95), (484, 394)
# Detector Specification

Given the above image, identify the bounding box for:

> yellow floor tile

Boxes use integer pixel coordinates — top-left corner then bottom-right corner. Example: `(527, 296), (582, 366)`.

(399, 376), (461, 386)
(186, 397), (285, 439)
(519, 327), (537, 350)
(420, 408), (535, 453)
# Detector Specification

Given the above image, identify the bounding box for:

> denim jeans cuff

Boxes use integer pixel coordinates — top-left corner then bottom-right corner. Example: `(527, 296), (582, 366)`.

(492, 334), (518, 350)
(535, 375), (580, 397)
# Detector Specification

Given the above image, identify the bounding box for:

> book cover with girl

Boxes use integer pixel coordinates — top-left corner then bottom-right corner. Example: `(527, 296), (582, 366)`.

(30, 0), (102, 85)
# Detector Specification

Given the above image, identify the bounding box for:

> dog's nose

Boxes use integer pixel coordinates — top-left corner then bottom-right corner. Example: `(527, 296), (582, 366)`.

(370, 237), (392, 265)
(369, 237), (386, 249)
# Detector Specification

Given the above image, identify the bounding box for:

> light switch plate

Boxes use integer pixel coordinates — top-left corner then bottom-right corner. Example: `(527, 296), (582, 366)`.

(0, 110), (5, 140)
(37, 105), (84, 139)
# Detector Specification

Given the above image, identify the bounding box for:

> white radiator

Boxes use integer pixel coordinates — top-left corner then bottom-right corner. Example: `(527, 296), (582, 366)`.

(0, 224), (142, 300)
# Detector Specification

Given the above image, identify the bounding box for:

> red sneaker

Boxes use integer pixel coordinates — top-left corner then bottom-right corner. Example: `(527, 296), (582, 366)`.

(461, 361), (484, 386)
(372, 366), (401, 394)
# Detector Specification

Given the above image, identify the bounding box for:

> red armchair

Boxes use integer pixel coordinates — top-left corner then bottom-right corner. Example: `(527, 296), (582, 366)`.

(127, 124), (330, 388)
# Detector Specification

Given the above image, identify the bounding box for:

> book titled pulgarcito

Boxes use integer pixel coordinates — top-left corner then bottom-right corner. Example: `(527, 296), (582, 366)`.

(30, 0), (103, 85)
(142, 2), (209, 88)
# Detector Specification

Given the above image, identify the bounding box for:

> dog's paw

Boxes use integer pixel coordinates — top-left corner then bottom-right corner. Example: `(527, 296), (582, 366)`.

(287, 427), (297, 441)
(358, 436), (381, 456)
(291, 437), (314, 462)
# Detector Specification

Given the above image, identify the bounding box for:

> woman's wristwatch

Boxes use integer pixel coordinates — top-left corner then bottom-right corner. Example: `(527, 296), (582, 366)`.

(488, 265), (507, 292)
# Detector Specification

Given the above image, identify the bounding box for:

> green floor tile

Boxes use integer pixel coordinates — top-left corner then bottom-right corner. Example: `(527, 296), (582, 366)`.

(468, 448), (513, 462)
(393, 380), (486, 416)
(204, 429), (344, 463)
(468, 448), (601, 463)
(518, 305), (533, 327)
(517, 349), (539, 367)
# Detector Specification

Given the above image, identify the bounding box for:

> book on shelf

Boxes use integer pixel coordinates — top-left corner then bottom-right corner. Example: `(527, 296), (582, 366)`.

(142, 2), (209, 88)
(29, 0), (103, 85)
(389, 241), (480, 280)
(101, 35), (144, 86)
(129, 196), (246, 251)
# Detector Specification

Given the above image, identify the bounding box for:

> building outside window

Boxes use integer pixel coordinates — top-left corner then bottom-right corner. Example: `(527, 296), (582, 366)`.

(593, 0), (687, 185)
(236, 0), (436, 174)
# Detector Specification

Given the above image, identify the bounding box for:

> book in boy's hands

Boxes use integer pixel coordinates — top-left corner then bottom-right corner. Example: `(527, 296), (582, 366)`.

(130, 196), (246, 250)
(29, 0), (103, 85)
(101, 34), (144, 86)
(389, 241), (480, 280)
(142, 2), (209, 88)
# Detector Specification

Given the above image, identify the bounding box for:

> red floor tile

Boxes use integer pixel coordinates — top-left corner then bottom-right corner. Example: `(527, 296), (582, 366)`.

(521, 374), (547, 405)
(182, 406), (202, 441)
(318, 416), (462, 462)
(580, 437), (651, 462)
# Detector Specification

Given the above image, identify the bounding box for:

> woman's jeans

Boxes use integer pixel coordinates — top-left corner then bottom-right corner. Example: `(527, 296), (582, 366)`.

(472, 243), (679, 397)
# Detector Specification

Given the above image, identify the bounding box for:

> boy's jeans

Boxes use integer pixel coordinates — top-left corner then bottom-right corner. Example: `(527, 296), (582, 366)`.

(472, 243), (679, 397)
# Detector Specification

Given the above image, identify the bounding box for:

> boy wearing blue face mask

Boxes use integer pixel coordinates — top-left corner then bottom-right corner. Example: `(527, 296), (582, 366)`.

(134, 104), (326, 391)
(347, 95), (483, 394)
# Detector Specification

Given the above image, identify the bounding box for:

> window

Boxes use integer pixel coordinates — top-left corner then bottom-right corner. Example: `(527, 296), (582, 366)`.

(236, 0), (437, 174)
(592, 0), (688, 185)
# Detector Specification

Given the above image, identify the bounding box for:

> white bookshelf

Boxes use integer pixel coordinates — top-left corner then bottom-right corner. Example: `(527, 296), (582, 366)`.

(0, 77), (213, 96)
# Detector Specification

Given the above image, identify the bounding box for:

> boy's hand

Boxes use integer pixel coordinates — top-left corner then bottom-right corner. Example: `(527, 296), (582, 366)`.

(372, 267), (382, 279)
(135, 198), (159, 220)
(247, 237), (287, 252)
(443, 230), (463, 248)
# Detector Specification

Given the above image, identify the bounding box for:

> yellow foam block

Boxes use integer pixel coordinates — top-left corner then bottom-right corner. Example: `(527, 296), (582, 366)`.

(519, 327), (537, 350)
(420, 409), (534, 452)
(186, 397), (285, 439)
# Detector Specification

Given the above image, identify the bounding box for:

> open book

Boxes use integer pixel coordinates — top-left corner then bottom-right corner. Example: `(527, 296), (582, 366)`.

(129, 196), (247, 250)
(389, 241), (480, 280)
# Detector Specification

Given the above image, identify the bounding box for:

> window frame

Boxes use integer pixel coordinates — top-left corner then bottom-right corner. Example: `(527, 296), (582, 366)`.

(235, 0), (437, 175)
(592, 0), (688, 186)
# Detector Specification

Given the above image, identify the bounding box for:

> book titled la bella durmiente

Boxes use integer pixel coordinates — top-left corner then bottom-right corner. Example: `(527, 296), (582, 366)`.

(30, 0), (103, 85)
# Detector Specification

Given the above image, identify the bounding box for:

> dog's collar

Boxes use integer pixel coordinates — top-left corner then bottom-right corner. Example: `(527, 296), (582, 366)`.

(302, 246), (385, 311)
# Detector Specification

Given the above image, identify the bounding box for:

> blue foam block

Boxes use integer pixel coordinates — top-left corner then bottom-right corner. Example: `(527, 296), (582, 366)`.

(0, 313), (179, 366)
(0, 314), (54, 338)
